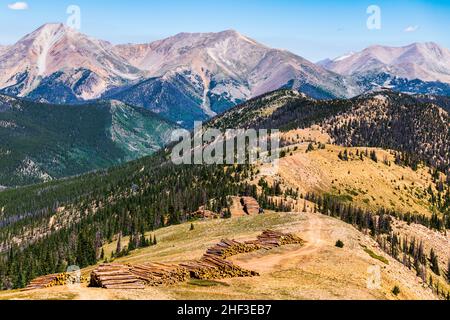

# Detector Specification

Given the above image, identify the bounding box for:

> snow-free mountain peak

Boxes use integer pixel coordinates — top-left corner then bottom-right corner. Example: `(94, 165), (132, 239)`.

(2, 25), (449, 126)
(111, 29), (354, 125)
(320, 42), (450, 83)
(0, 23), (142, 101)
(1, 25), (352, 112)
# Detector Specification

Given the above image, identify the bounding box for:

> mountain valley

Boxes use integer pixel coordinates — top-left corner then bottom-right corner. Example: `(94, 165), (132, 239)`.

(0, 94), (177, 186)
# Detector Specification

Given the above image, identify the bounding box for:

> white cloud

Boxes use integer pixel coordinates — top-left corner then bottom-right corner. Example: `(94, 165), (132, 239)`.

(7, 2), (29, 10)
(404, 25), (419, 33)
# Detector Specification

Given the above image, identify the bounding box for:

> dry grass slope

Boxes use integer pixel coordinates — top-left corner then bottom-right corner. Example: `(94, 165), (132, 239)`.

(262, 141), (442, 217)
(0, 212), (438, 300)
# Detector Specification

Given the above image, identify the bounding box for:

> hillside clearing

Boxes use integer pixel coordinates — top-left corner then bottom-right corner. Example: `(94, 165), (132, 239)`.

(262, 143), (442, 217)
(0, 212), (437, 300)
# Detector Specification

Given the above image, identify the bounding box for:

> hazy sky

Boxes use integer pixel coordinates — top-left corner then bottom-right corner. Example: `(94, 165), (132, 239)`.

(1, 0), (449, 61)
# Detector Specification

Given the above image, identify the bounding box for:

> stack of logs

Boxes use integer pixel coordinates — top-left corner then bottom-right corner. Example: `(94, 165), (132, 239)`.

(23, 273), (70, 291)
(25, 229), (304, 290)
(180, 230), (303, 281)
(206, 239), (260, 258)
(250, 229), (305, 249)
(241, 197), (261, 215)
(190, 207), (220, 220)
(206, 230), (305, 259)
(89, 264), (145, 290)
(129, 263), (189, 286)
(90, 263), (189, 289)
(180, 254), (258, 280)
(89, 230), (303, 289)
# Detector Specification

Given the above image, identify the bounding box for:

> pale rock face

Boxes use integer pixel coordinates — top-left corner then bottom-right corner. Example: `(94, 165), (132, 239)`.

(115, 30), (263, 77)
(6, 24), (449, 121)
(0, 23), (141, 99)
(1, 25), (353, 109)
(0, 45), (10, 56)
(15, 157), (52, 182)
(321, 42), (450, 83)
(113, 30), (354, 105)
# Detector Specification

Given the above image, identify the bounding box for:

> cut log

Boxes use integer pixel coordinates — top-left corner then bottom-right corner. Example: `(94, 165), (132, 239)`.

(129, 263), (189, 286)
(90, 264), (145, 289)
(205, 238), (261, 258)
(254, 230), (304, 248)
(241, 197), (261, 215)
(83, 230), (303, 290)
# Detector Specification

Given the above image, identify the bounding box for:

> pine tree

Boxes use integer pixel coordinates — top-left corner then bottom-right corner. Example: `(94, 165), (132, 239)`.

(418, 241), (425, 264)
(223, 208), (231, 219)
(127, 235), (136, 251)
(343, 149), (349, 161)
(392, 285), (400, 296)
(370, 150), (378, 163)
(429, 249), (440, 276)
(116, 233), (122, 255)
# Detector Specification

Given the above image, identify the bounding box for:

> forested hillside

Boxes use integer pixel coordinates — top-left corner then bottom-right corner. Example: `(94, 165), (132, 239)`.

(0, 89), (448, 291)
(323, 93), (449, 172)
(210, 89), (450, 172)
(0, 95), (177, 186)
(0, 146), (268, 289)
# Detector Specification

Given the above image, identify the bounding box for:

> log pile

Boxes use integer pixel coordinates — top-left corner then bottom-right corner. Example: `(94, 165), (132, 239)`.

(190, 206), (220, 220)
(180, 254), (258, 280)
(205, 230), (303, 259)
(206, 239), (261, 258)
(241, 197), (261, 215)
(129, 263), (189, 286)
(89, 264), (145, 289)
(23, 273), (69, 291)
(201, 254), (259, 278)
(86, 230), (303, 290)
(227, 196), (261, 217)
(250, 229), (304, 248)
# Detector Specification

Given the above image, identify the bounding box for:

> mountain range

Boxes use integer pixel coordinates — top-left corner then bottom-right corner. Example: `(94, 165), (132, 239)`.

(318, 42), (450, 83)
(0, 24), (353, 126)
(0, 23), (449, 186)
(1, 24), (450, 127)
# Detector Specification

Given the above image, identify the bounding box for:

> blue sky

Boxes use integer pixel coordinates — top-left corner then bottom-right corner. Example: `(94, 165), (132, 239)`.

(0, 0), (449, 61)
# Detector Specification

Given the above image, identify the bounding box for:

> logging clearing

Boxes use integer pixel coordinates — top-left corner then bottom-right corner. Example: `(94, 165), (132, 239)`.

(89, 229), (303, 289)
(3, 212), (439, 300)
(23, 229), (304, 290)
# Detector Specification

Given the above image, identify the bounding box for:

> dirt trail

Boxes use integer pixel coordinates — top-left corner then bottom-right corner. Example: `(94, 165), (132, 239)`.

(231, 213), (325, 273)
(71, 286), (114, 300)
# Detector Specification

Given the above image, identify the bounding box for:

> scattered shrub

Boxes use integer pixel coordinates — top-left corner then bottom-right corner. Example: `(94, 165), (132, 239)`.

(335, 240), (344, 248)
(392, 285), (400, 296)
